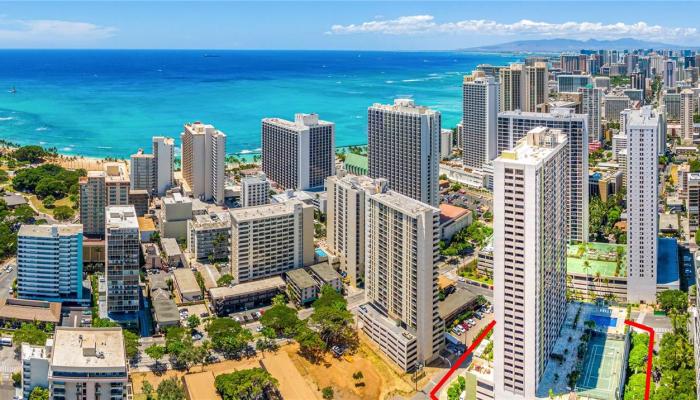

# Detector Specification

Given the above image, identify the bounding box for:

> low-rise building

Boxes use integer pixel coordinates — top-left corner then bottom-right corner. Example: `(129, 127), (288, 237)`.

(286, 268), (318, 306)
(477, 240), (494, 279)
(307, 262), (342, 293)
(209, 276), (286, 316)
(173, 268), (202, 303)
(21, 342), (50, 400)
(0, 298), (61, 328)
(343, 153), (368, 176)
(358, 303), (418, 371)
(149, 275), (179, 332)
(161, 238), (183, 268)
(129, 189), (150, 216)
(439, 204), (473, 241)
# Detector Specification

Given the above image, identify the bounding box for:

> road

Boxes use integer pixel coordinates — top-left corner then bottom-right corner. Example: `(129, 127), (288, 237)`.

(0, 258), (17, 300)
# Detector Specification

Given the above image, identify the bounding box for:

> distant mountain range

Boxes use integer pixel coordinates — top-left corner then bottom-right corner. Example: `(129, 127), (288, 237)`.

(463, 38), (695, 53)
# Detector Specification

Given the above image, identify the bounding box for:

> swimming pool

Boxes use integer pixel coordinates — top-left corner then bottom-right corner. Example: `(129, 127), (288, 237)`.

(590, 315), (618, 328)
(315, 248), (328, 257)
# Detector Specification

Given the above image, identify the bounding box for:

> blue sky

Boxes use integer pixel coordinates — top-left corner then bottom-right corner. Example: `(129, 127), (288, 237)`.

(1, 1), (699, 49)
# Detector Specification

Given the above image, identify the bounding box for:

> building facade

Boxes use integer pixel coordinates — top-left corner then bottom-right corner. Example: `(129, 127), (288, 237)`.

(152, 136), (175, 196)
(230, 200), (314, 283)
(367, 98), (440, 207)
(681, 88), (694, 140)
(361, 188), (443, 371)
(129, 150), (154, 192)
(493, 127), (568, 399)
(626, 107), (661, 304)
(181, 122), (226, 205)
(463, 74), (499, 170)
(105, 206), (140, 314)
(262, 113), (335, 191)
(241, 173), (270, 207)
(579, 85), (603, 142)
(497, 108), (589, 243)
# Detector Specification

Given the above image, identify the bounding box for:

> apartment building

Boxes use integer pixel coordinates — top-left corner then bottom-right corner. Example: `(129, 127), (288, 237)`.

(152, 136), (175, 195)
(240, 172), (270, 207)
(367, 98), (440, 207)
(105, 206), (140, 314)
(497, 108), (589, 243)
(604, 95), (631, 123)
(79, 162), (130, 238)
(360, 188), (443, 371)
(626, 107), (661, 304)
(579, 85), (603, 142)
(181, 122), (226, 205)
(499, 63), (548, 113)
(17, 224), (86, 305)
(326, 174), (387, 287)
(129, 149), (154, 192)
(681, 88), (694, 140)
(688, 173), (700, 233)
(261, 113), (335, 191)
(493, 127), (568, 399)
(21, 343), (49, 400)
(49, 327), (128, 400)
(187, 212), (231, 261)
(557, 74), (592, 93)
(462, 73), (499, 170)
(229, 200), (314, 283)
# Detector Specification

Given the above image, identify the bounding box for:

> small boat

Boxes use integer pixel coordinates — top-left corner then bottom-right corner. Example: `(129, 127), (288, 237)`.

(8, 86), (16, 94)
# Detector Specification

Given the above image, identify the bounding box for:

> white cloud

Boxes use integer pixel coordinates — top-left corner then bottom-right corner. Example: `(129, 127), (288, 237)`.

(329, 16), (698, 41)
(0, 18), (116, 45)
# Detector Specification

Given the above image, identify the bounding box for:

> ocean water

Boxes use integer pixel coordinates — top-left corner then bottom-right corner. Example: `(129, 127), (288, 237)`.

(0, 50), (520, 158)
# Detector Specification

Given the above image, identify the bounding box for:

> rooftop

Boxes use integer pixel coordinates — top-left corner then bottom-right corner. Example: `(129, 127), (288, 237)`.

(370, 189), (439, 218)
(106, 205), (138, 228)
(359, 302), (415, 344)
(498, 127), (567, 165)
(438, 288), (478, 321)
(209, 276), (286, 299)
(369, 98), (439, 116)
(439, 204), (471, 224)
(286, 268), (316, 288)
(51, 327), (126, 370)
(138, 217), (156, 232)
(191, 212), (230, 230)
(161, 238), (182, 257)
(183, 121), (226, 138)
(173, 268), (200, 294)
(21, 343), (48, 361)
(344, 153), (368, 171)
(0, 298), (61, 323)
(499, 107), (585, 120)
(262, 113), (334, 130)
(19, 224), (82, 238)
(230, 199), (306, 222)
(567, 242), (626, 277)
(308, 262), (341, 283)
(3, 193), (27, 207)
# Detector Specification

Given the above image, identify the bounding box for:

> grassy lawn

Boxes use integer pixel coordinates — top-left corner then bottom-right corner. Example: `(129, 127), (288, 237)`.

(567, 242), (625, 277)
(28, 195), (72, 216)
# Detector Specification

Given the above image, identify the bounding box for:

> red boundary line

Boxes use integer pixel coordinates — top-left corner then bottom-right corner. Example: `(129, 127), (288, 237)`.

(624, 319), (655, 400)
(429, 320), (496, 400)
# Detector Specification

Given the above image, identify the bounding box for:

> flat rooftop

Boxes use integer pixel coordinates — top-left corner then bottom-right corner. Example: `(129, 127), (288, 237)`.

(191, 212), (230, 230)
(138, 217), (156, 232)
(51, 327), (126, 369)
(439, 204), (471, 223)
(308, 262), (340, 283)
(230, 200), (304, 222)
(370, 190), (438, 218)
(106, 206), (138, 228)
(359, 302), (415, 344)
(369, 98), (438, 116)
(210, 276), (286, 299)
(161, 238), (182, 257)
(286, 268), (316, 288)
(567, 242), (626, 277)
(19, 224), (82, 238)
(173, 268), (200, 294)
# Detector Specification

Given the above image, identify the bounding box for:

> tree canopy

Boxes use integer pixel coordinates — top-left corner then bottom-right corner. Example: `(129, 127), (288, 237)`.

(214, 368), (279, 400)
(259, 303), (302, 337)
(205, 318), (253, 358)
(13, 323), (48, 346)
(656, 290), (688, 315)
(156, 377), (186, 400)
(29, 387), (49, 400)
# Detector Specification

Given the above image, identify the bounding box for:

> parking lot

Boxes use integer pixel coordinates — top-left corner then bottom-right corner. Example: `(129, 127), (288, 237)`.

(446, 304), (494, 354)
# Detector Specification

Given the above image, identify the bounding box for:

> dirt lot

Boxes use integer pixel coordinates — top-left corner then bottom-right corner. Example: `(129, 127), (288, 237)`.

(285, 341), (415, 400)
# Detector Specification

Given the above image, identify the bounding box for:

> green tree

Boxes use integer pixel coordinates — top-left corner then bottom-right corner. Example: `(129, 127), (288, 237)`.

(41, 195), (56, 208)
(295, 325), (326, 361)
(29, 387), (49, 400)
(145, 344), (166, 368)
(322, 386), (334, 399)
(310, 285), (357, 350)
(656, 290), (688, 315)
(217, 274), (234, 287)
(53, 205), (75, 220)
(271, 294), (287, 306)
(206, 318), (253, 358)
(123, 330), (140, 360)
(156, 377), (186, 400)
(142, 381), (155, 400)
(12, 145), (48, 163)
(11, 371), (21, 386)
(260, 303), (302, 337)
(215, 368), (279, 400)
(13, 323), (48, 346)
(187, 315), (201, 331)
(628, 333), (650, 374)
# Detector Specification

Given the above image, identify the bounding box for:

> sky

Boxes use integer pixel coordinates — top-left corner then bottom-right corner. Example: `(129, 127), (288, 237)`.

(1, 1), (700, 50)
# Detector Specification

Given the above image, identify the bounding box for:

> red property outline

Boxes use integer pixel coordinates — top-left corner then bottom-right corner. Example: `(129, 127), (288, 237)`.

(624, 319), (655, 400)
(429, 320), (496, 400)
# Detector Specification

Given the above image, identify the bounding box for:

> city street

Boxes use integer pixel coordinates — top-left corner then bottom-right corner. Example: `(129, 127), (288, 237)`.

(0, 258), (17, 300)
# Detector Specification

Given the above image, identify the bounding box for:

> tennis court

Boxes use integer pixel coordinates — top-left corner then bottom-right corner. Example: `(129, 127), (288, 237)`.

(576, 334), (625, 400)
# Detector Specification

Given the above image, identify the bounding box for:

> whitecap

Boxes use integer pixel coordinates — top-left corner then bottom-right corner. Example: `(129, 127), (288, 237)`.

(385, 80), (395, 84)
(0, 117), (13, 121)
(240, 149), (252, 154)
(336, 81), (342, 84)
(402, 79), (422, 82)
(35, 127), (49, 131)
(355, 115), (362, 119)
(39, 141), (47, 145)
(97, 146), (112, 149)
(61, 147), (72, 152)
(254, 148), (261, 152)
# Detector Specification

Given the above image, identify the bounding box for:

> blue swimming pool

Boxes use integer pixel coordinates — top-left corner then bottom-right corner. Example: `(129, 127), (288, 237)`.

(590, 315), (617, 327)
(315, 248), (328, 257)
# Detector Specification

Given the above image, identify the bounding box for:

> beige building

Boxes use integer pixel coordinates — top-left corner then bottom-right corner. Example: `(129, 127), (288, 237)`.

(181, 122), (226, 205)
(499, 62), (548, 113)
(326, 174), (387, 287)
(159, 193), (193, 240)
(105, 205), (140, 314)
(129, 149), (155, 192)
(493, 127), (568, 398)
(48, 327), (128, 400)
(359, 188), (443, 371)
(240, 172), (270, 207)
(230, 199), (314, 283)
(79, 162), (130, 238)
(187, 212), (230, 261)
(681, 88), (695, 141)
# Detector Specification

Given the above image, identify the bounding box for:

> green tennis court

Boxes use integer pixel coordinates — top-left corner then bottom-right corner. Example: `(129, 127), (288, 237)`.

(576, 334), (625, 400)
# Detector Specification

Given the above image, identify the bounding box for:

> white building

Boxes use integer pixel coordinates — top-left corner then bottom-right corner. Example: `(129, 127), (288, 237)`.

(129, 150), (154, 192)
(49, 327), (128, 400)
(262, 113), (335, 190)
(21, 342), (50, 399)
(462, 74), (499, 170)
(440, 128), (453, 160)
(497, 108), (589, 243)
(229, 200), (314, 283)
(105, 206), (140, 314)
(240, 172), (270, 207)
(626, 106), (661, 304)
(17, 225), (85, 305)
(181, 122), (226, 205)
(367, 98), (440, 207)
(579, 85), (603, 142)
(681, 89), (694, 141)
(326, 173), (387, 287)
(187, 212), (231, 261)
(360, 187), (443, 372)
(612, 133), (628, 157)
(493, 127), (568, 398)
(79, 162), (130, 237)
(153, 136), (175, 195)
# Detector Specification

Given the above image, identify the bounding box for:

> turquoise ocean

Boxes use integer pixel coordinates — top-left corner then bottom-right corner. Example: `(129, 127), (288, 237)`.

(0, 50), (521, 158)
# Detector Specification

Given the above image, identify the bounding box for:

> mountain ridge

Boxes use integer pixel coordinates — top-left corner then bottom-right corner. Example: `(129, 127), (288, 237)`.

(463, 38), (697, 53)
